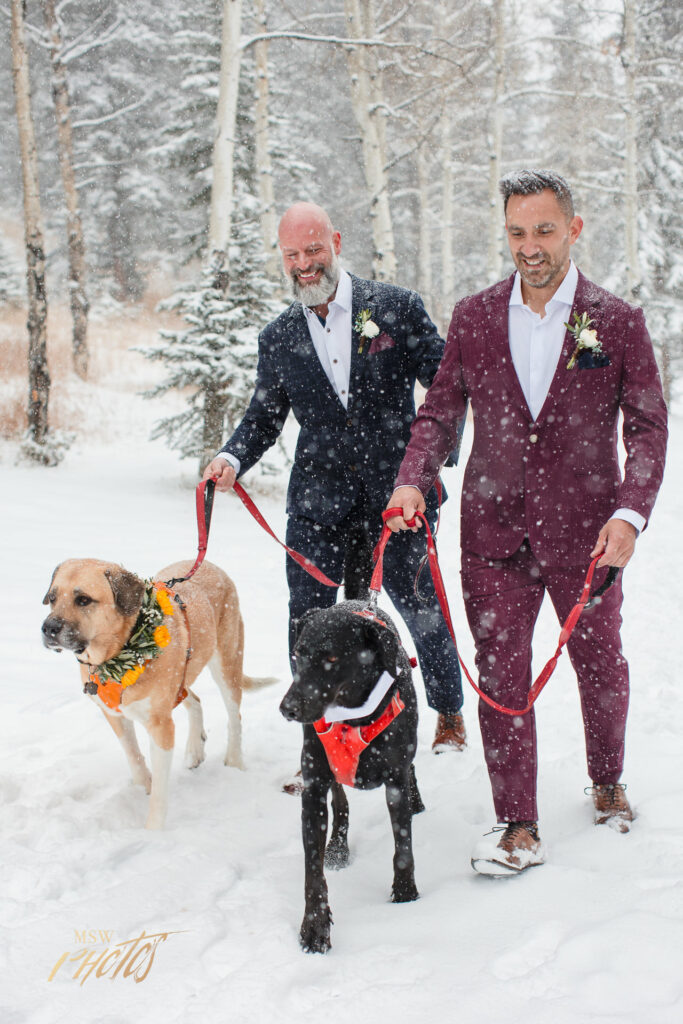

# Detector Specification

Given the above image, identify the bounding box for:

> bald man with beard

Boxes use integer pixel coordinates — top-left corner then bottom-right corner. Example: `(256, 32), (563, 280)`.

(204, 202), (466, 773)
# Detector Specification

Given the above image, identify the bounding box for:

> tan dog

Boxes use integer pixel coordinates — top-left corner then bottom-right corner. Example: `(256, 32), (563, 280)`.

(42, 558), (274, 829)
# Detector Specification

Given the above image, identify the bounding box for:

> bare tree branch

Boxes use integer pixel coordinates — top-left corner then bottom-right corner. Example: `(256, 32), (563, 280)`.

(72, 97), (146, 130)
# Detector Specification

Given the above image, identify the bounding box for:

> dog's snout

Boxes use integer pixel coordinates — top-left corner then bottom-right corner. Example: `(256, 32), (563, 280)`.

(42, 616), (63, 640)
(279, 689), (301, 722)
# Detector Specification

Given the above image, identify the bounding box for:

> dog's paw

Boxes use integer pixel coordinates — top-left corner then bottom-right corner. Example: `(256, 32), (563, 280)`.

(324, 837), (350, 870)
(132, 766), (152, 793)
(184, 744), (206, 770)
(224, 752), (245, 770)
(299, 908), (332, 954)
(391, 879), (419, 903)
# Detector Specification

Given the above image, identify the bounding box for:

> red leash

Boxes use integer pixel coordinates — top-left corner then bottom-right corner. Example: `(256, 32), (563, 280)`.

(164, 478), (219, 587)
(167, 478), (342, 590)
(232, 481), (342, 588)
(373, 509), (610, 717)
(176, 482), (613, 717)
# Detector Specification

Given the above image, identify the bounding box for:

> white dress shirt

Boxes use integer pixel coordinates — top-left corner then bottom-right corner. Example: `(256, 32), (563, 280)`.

(509, 260), (578, 421)
(301, 268), (353, 409)
(508, 260), (644, 534)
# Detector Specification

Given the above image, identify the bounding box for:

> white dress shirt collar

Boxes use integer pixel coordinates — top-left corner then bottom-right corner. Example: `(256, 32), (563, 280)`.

(509, 259), (578, 313)
(301, 267), (352, 321)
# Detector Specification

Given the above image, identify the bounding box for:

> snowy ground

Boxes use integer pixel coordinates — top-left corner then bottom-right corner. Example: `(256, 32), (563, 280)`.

(1, 387), (681, 1024)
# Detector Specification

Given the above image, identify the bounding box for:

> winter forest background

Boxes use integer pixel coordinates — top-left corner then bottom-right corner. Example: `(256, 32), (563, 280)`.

(2, 5), (682, 1017)
(1, 0), (681, 470)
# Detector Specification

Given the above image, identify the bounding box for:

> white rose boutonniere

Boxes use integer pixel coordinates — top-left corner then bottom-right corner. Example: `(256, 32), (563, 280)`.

(565, 312), (606, 369)
(354, 308), (380, 353)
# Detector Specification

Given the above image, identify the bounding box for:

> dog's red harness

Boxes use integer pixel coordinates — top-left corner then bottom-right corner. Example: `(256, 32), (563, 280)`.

(313, 691), (405, 787)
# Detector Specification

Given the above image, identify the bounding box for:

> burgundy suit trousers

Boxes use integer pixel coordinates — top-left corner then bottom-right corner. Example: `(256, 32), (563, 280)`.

(461, 541), (629, 822)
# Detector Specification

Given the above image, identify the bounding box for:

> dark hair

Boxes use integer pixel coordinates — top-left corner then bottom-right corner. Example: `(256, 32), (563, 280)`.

(498, 169), (575, 219)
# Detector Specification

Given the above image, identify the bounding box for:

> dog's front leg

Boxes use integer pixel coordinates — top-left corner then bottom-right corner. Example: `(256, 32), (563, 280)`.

(300, 769), (333, 953)
(100, 708), (151, 793)
(325, 782), (350, 869)
(143, 717), (174, 830)
(385, 773), (419, 903)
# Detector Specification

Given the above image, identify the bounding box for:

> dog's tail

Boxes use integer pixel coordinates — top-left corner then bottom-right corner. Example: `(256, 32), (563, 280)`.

(242, 673), (279, 691)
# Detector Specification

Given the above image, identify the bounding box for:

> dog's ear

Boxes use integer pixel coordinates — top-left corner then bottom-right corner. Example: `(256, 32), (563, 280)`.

(363, 619), (399, 677)
(292, 607), (321, 645)
(104, 567), (145, 616)
(42, 564), (61, 605)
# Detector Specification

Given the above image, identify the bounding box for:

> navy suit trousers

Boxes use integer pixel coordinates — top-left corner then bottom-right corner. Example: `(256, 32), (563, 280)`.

(286, 506), (463, 715)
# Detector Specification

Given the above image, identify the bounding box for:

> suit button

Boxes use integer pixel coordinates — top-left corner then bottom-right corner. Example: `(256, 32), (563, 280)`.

(529, 434), (539, 443)
(349, 464), (357, 472)
(347, 419), (353, 427)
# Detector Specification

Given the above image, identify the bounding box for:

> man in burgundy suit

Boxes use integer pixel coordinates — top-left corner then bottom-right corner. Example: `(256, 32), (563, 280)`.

(386, 170), (667, 875)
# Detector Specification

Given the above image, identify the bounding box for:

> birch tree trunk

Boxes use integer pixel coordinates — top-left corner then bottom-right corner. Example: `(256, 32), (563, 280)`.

(208, 0), (243, 261)
(11, 0), (51, 456)
(43, 0), (89, 379)
(487, 0), (504, 285)
(417, 146), (433, 314)
(440, 102), (455, 329)
(253, 0), (278, 280)
(622, 0), (640, 301)
(344, 0), (396, 281)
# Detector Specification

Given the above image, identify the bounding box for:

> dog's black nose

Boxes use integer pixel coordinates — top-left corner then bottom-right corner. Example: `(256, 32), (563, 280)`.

(42, 617), (62, 639)
(279, 689), (301, 722)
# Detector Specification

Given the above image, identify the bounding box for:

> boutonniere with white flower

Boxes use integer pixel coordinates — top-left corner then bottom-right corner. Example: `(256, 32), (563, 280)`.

(354, 308), (380, 353)
(565, 311), (604, 369)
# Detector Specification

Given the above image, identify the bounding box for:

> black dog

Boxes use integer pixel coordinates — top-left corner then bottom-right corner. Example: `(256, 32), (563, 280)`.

(280, 600), (423, 954)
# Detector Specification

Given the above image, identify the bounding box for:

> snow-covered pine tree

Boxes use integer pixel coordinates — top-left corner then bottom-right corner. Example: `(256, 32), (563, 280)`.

(154, 3), (220, 267)
(635, 2), (683, 405)
(141, 194), (283, 476)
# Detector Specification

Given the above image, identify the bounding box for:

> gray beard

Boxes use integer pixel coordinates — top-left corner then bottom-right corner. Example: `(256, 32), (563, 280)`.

(288, 256), (341, 307)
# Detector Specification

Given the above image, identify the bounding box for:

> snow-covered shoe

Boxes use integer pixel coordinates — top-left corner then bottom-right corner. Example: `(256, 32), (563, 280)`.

(471, 821), (546, 876)
(432, 712), (467, 753)
(589, 783), (633, 833)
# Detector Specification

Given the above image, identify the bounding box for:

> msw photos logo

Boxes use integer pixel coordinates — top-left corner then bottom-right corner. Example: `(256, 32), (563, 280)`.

(48, 928), (186, 985)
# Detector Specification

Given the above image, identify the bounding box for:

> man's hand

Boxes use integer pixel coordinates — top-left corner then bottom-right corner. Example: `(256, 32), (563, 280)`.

(203, 458), (237, 492)
(591, 518), (637, 568)
(384, 486), (426, 533)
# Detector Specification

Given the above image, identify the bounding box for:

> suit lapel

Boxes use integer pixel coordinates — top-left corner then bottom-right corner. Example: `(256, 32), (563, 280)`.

(484, 275), (531, 412)
(284, 301), (341, 407)
(348, 275), (376, 412)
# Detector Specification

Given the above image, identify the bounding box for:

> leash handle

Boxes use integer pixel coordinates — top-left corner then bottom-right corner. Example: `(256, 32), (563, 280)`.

(374, 507), (616, 717)
(584, 565), (620, 608)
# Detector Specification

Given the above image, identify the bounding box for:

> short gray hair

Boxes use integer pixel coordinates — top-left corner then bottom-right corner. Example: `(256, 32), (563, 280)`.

(499, 169), (575, 219)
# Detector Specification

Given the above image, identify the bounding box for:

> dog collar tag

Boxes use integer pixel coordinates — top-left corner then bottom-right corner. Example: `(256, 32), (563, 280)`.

(323, 671), (396, 723)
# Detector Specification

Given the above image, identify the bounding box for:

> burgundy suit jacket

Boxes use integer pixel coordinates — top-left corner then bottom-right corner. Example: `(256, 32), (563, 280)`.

(395, 271), (668, 566)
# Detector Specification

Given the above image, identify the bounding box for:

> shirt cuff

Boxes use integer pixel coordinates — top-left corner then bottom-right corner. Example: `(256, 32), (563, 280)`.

(394, 483), (425, 496)
(215, 451), (241, 474)
(610, 508), (645, 534)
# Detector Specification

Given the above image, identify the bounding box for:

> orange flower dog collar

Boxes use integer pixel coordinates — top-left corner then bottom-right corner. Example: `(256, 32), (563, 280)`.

(84, 582), (184, 712)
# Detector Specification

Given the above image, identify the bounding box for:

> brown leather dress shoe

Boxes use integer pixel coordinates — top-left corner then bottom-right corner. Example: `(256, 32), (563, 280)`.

(590, 782), (634, 832)
(471, 821), (546, 875)
(432, 712), (466, 753)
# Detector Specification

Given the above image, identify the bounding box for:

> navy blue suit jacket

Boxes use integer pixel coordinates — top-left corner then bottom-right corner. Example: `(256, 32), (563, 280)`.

(222, 274), (450, 526)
